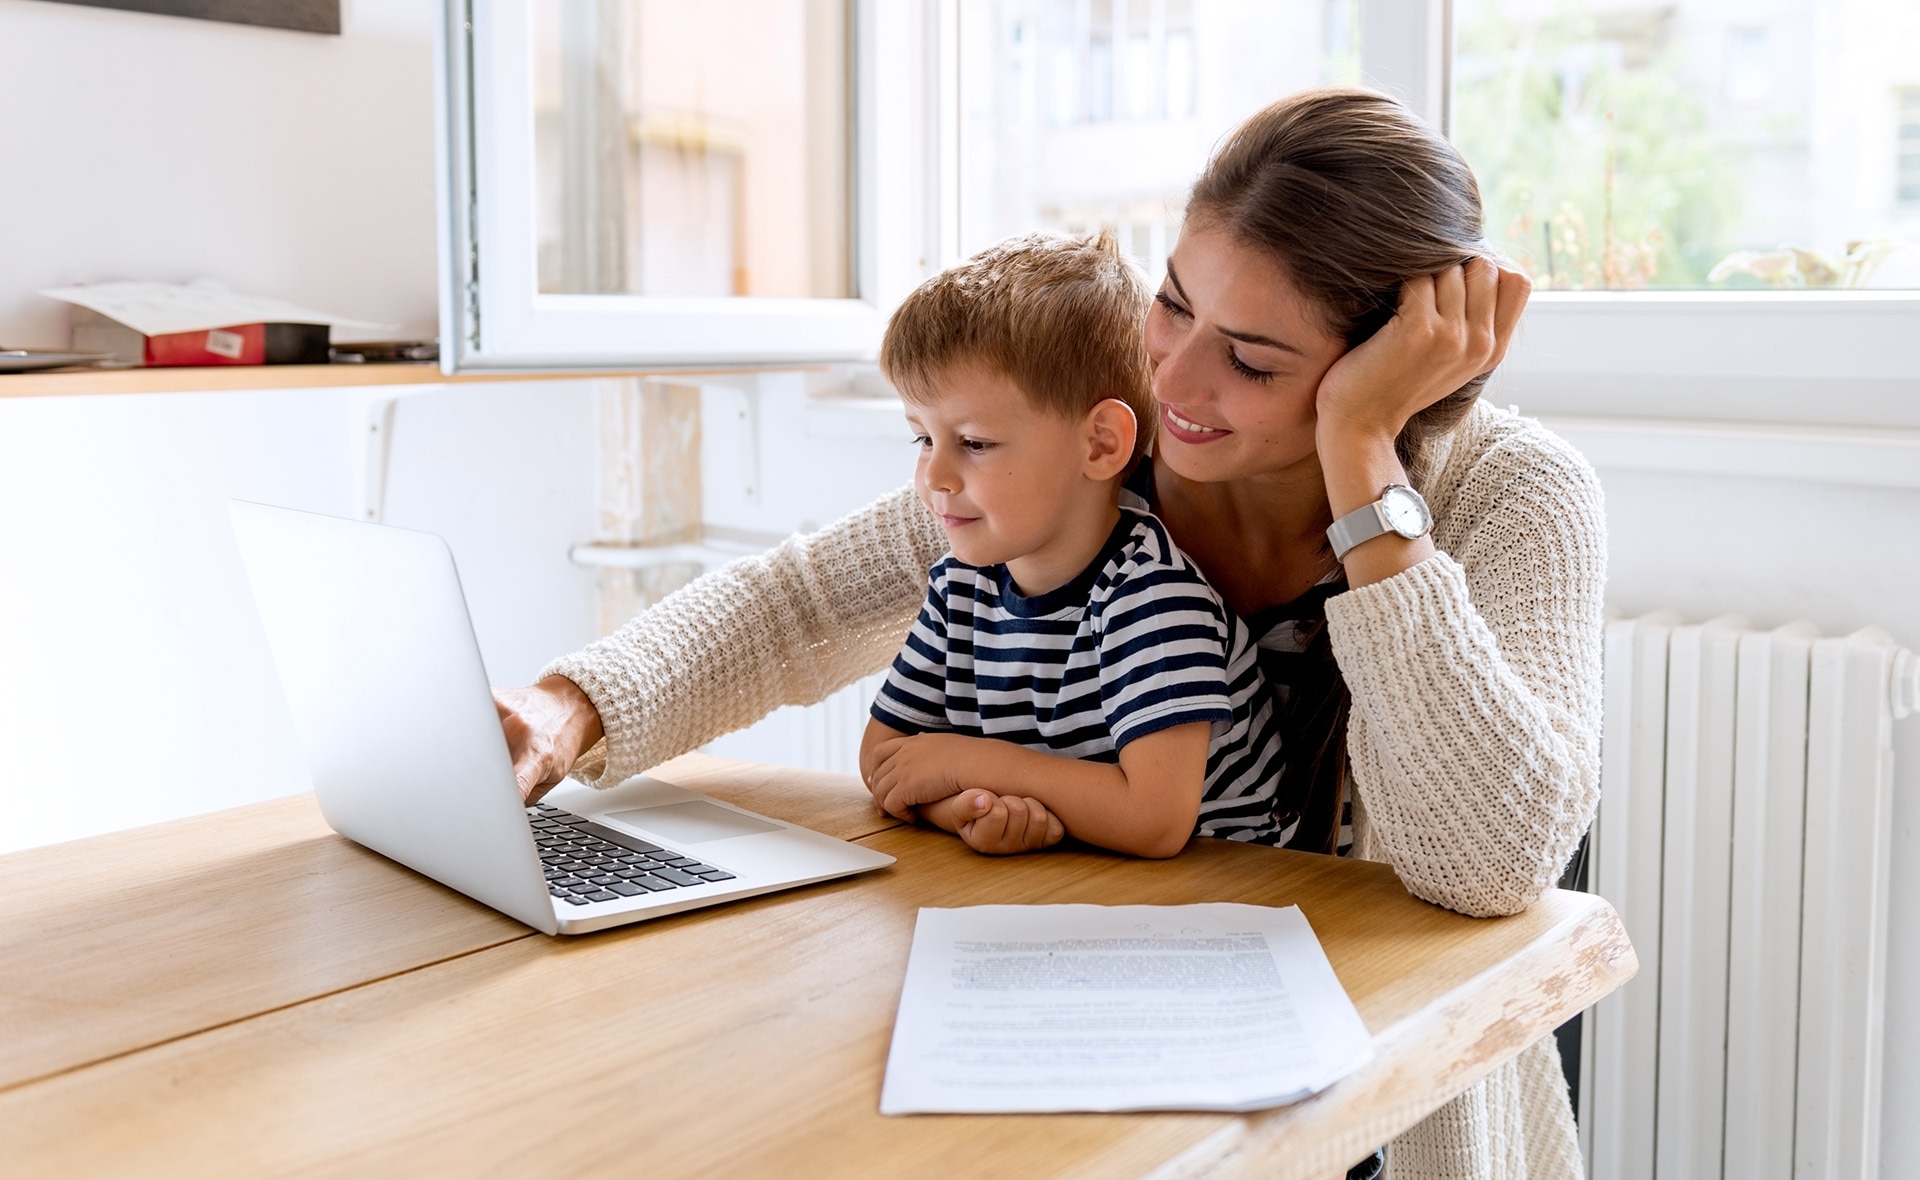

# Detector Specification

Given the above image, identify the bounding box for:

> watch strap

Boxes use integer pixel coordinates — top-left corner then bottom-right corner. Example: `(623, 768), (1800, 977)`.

(1326, 501), (1389, 562)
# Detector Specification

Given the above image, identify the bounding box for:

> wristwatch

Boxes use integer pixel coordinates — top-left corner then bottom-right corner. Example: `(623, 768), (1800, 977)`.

(1326, 483), (1433, 562)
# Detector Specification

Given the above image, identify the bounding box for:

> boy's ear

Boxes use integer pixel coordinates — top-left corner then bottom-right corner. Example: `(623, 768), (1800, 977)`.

(1082, 398), (1138, 480)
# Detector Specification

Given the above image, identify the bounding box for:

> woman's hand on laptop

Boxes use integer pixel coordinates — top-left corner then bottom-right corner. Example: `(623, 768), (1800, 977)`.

(493, 676), (605, 804)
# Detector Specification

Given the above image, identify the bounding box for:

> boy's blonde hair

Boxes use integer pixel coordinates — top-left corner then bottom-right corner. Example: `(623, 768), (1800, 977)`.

(879, 229), (1155, 461)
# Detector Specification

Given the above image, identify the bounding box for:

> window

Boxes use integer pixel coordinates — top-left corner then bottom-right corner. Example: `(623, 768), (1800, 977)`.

(1452, 0), (1920, 291)
(440, 0), (936, 370)
(955, 0), (1363, 279)
(440, 0), (1916, 376)
(1443, 0), (1919, 408)
(531, 0), (851, 300)
(953, 0), (1920, 294)
(1028, 0), (1198, 127)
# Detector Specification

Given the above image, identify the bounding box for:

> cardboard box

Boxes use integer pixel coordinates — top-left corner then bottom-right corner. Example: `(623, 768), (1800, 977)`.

(72, 309), (332, 366)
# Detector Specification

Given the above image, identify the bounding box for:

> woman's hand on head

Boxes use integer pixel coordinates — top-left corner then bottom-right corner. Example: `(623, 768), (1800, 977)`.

(493, 675), (605, 804)
(1313, 258), (1531, 448)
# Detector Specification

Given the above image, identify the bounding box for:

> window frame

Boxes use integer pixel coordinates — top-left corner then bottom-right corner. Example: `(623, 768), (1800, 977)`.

(436, 0), (942, 372)
(1498, 291), (1920, 408)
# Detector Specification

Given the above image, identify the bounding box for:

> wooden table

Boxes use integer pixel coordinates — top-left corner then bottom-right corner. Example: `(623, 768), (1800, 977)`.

(0, 755), (1635, 1179)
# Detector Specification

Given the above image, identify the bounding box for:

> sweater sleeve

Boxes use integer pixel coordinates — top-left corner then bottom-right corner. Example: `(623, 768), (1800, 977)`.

(1325, 427), (1607, 918)
(542, 484), (949, 787)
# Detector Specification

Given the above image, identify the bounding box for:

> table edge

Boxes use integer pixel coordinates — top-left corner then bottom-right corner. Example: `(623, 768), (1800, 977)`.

(1135, 891), (1638, 1180)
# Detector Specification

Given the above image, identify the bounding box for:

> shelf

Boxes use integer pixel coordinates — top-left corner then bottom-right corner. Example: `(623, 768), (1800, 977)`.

(0, 363), (779, 400)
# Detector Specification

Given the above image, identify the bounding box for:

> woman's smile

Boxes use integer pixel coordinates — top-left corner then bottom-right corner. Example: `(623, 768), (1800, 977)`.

(1159, 404), (1232, 444)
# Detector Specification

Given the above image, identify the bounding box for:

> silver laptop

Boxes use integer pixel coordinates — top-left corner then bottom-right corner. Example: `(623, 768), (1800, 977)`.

(229, 500), (894, 936)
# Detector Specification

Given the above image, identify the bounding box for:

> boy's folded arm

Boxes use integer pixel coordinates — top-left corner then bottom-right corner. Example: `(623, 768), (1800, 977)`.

(1096, 722), (1211, 857)
(876, 724), (1209, 859)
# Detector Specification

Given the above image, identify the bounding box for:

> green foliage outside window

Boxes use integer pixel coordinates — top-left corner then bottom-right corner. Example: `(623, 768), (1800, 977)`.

(1452, 3), (1747, 289)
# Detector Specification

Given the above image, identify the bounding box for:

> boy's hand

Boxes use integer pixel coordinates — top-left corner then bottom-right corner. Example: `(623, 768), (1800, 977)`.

(866, 732), (976, 819)
(921, 790), (1066, 855)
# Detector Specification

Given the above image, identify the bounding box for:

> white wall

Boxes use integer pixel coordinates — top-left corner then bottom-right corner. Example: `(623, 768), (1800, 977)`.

(0, 0), (439, 347)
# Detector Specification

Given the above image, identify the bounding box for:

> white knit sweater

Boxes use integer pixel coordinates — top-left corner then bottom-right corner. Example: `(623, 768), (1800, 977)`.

(546, 400), (1606, 1180)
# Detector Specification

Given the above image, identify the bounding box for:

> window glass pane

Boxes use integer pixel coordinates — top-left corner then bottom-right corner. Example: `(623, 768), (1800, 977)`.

(1900, 87), (1920, 203)
(1453, 0), (1920, 290)
(957, 0), (1362, 276)
(531, 0), (851, 298)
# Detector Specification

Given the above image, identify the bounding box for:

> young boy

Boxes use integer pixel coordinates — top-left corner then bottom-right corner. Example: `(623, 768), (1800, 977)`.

(858, 230), (1287, 858)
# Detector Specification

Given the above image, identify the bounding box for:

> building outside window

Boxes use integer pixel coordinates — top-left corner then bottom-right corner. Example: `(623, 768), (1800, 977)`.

(957, 0), (1362, 278)
(1899, 86), (1920, 204)
(531, 0), (851, 300)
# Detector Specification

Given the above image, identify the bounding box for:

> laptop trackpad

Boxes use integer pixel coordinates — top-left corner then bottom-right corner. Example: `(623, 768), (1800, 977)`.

(606, 801), (783, 844)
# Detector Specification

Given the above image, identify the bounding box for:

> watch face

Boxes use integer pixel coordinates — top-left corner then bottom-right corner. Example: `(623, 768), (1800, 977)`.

(1379, 485), (1432, 537)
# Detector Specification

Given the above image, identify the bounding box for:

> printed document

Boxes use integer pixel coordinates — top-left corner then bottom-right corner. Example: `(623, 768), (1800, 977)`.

(879, 903), (1372, 1114)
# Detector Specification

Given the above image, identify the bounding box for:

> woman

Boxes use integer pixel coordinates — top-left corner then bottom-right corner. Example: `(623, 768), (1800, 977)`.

(496, 89), (1604, 1180)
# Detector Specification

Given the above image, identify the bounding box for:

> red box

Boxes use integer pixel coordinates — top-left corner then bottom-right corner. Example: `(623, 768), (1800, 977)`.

(144, 324), (269, 366)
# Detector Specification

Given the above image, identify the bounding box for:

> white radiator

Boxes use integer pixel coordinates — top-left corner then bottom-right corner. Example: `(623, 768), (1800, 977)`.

(1586, 615), (1920, 1180)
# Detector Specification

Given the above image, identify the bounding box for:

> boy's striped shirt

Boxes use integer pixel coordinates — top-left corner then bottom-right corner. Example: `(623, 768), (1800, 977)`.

(871, 508), (1293, 845)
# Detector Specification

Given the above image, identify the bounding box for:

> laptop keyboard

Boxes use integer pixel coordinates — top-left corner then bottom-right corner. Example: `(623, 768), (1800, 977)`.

(528, 802), (736, 906)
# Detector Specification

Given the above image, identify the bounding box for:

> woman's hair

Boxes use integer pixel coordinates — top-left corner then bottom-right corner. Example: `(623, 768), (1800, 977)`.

(1185, 88), (1492, 855)
(1186, 86), (1492, 489)
(880, 229), (1156, 462)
